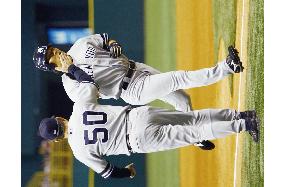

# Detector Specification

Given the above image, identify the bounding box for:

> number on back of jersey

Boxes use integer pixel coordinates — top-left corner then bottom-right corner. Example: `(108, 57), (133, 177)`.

(83, 111), (108, 145)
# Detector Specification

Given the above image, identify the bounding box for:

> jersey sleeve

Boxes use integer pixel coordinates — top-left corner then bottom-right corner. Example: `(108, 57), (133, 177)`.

(86, 33), (109, 51)
(62, 74), (79, 102)
(75, 152), (131, 179)
(62, 66), (99, 104)
(74, 151), (111, 178)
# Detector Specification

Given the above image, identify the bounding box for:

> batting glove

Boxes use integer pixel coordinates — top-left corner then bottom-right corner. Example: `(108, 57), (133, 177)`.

(109, 41), (122, 58)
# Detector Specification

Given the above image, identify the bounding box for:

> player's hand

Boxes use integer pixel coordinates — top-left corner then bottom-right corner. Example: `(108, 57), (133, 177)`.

(109, 40), (122, 58)
(125, 163), (136, 179)
(54, 54), (73, 73)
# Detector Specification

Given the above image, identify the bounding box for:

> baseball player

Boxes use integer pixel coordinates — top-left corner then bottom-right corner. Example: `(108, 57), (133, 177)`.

(33, 33), (244, 150)
(38, 62), (259, 179)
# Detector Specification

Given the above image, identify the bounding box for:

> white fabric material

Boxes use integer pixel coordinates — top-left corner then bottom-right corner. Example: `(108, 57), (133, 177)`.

(127, 106), (246, 153)
(67, 34), (130, 99)
(121, 60), (233, 109)
(63, 75), (245, 175)
(120, 62), (193, 112)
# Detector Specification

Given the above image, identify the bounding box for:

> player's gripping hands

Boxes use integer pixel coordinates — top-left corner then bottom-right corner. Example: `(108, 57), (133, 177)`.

(53, 53), (73, 73)
(125, 163), (136, 179)
(108, 39), (122, 58)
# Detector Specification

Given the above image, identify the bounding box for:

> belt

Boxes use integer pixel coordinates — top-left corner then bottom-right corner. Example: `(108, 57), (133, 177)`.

(122, 60), (136, 90)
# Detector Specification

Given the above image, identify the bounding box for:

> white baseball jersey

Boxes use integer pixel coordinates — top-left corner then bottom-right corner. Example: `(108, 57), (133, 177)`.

(63, 75), (132, 178)
(67, 34), (131, 99)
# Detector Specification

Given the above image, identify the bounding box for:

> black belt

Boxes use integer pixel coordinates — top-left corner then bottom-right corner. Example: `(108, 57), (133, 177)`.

(122, 60), (136, 90)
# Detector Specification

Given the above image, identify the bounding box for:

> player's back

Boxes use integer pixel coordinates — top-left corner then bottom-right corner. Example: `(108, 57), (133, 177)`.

(68, 102), (131, 158)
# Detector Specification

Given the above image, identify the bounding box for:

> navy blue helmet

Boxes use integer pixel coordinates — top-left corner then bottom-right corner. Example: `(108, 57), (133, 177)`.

(33, 45), (56, 72)
(38, 117), (64, 140)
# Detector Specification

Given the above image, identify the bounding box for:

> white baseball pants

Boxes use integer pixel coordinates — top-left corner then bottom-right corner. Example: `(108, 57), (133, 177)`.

(121, 60), (234, 112)
(126, 106), (245, 153)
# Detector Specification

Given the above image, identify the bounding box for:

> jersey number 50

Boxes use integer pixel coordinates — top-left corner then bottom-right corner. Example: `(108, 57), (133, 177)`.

(83, 111), (108, 145)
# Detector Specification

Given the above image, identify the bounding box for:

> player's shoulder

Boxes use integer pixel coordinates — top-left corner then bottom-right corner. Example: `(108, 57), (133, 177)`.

(75, 34), (102, 44)
(71, 35), (89, 47)
(68, 34), (101, 53)
(67, 37), (89, 57)
(72, 101), (98, 115)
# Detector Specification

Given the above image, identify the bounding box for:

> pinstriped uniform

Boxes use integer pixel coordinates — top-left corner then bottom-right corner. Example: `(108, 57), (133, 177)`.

(66, 34), (234, 113)
(63, 74), (246, 178)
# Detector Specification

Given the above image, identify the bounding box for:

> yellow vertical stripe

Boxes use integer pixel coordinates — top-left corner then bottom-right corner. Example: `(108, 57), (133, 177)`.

(88, 0), (94, 33)
(88, 169), (95, 187)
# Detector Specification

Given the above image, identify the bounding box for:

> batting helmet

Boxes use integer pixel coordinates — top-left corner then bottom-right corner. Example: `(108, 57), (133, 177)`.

(33, 45), (56, 72)
(38, 117), (64, 141)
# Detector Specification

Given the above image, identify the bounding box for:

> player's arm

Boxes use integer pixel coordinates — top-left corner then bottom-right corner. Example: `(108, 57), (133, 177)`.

(99, 162), (136, 179)
(88, 33), (122, 58)
(107, 39), (122, 58)
(66, 64), (99, 103)
(61, 74), (80, 102)
(58, 58), (99, 103)
(99, 33), (123, 58)
(75, 151), (135, 179)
